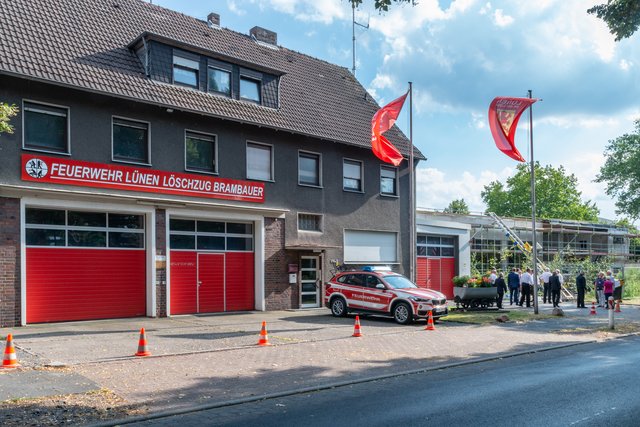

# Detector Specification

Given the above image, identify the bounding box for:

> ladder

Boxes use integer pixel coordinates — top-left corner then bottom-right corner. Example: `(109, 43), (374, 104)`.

(487, 212), (574, 300)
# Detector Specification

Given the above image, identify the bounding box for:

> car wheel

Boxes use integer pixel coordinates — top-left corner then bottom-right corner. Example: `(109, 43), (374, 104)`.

(330, 297), (348, 317)
(393, 302), (412, 325)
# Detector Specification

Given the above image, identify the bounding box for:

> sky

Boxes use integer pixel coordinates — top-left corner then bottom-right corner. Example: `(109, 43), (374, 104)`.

(153, 0), (640, 221)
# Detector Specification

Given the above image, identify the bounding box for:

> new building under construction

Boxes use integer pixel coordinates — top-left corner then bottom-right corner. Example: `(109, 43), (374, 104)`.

(415, 209), (639, 298)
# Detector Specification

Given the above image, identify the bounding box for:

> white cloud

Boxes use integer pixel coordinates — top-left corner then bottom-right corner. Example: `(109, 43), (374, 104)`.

(493, 9), (513, 27)
(266, 0), (346, 24)
(227, 0), (247, 16)
(537, 114), (619, 130)
(619, 59), (632, 71)
(416, 166), (513, 212)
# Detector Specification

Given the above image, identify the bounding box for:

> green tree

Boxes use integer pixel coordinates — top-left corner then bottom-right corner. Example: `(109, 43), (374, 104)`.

(443, 198), (470, 214)
(588, 0), (640, 41)
(595, 119), (640, 220)
(481, 162), (600, 221)
(350, 0), (416, 12)
(0, 103), (18, 134)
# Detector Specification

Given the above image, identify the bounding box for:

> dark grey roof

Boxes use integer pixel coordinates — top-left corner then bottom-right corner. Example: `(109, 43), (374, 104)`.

(0, 0), (424, 160)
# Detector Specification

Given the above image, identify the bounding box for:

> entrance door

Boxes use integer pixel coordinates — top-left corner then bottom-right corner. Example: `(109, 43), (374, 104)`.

(198, 253), (225, 312)
(300, 256), (320, 308)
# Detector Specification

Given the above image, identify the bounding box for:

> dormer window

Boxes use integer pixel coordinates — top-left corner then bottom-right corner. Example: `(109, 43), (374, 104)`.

(240, 76), (261, 103)
(208, 67), (231, 97)
(173, 54), (199, 88)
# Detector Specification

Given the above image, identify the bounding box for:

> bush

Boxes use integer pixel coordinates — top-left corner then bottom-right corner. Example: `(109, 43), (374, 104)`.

(623, 268), (640, 298)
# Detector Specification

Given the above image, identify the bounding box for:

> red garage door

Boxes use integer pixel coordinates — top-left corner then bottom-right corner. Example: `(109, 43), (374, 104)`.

(416, 235), (457, 299)
(25, 208), (146, 323)
(169, 218), (254, 315)
(416, 257), (456, 299)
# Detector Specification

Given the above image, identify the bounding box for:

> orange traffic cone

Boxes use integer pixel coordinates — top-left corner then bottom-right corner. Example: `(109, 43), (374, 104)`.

(425, 310), (436, 331)
(615, 300), (622, 313)
(590, 301), (597, 315)
(257, 321), (271, 346)
(352, 315), (362, 337)
(1, 334), (20, 369)
(134, 328), (151, 357)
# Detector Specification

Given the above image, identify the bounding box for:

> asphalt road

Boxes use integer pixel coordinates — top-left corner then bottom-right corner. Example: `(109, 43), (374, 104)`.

(123, 336), (640, 427)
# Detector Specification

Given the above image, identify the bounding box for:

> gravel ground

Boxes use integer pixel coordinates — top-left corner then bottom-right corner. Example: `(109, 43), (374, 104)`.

(0, 387), (145, 426)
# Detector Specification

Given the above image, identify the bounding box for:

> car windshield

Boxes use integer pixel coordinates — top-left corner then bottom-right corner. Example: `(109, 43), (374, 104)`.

(383, 275), (417, 289)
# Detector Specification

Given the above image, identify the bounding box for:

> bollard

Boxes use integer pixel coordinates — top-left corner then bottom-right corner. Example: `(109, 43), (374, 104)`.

(608, 296), (614, 330)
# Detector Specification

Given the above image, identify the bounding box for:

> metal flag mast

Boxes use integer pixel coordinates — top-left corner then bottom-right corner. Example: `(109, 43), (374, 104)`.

(528, 89), (539, 314)
(409, 82), (415, 282)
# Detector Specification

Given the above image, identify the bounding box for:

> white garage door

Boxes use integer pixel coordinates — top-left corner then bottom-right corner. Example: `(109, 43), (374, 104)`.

(344, 230), (397, 263)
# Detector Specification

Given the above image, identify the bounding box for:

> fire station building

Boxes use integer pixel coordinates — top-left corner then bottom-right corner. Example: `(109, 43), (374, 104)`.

(0, 0), (422, 326)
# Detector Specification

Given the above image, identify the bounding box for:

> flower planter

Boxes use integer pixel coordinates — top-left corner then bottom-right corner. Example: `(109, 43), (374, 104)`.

(453, 286), (498, 309)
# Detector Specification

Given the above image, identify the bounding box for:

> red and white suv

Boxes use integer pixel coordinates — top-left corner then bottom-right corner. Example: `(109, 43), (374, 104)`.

(324, 268), (448, 324)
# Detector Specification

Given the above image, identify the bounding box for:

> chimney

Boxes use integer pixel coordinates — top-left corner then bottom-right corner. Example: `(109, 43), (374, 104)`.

(250, 26), (277, 45)
(207, 13), (220, 28)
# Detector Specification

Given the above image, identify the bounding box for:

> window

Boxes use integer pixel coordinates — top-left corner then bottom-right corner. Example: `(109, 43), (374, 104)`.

(247, 142), (273, 181)
(112, 117), (149, 164)
(173, 55), (199, 88)
(298, 152), (321, 186)
(23, 101), (69, 153)
(380, 166), (397, 196)
(25, 208), (144, 248)
(417, 234), (456, 258)
(208, 67), (231, 96)
(169, 218), (253, 251)
(343, 159), (363, 192)
(240, 76), (261, 103)
(185, 131), (216, 173)
(298, 213), (322, 232)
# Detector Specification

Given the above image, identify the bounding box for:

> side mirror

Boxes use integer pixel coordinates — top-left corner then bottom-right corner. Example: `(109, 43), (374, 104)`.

(376, 283), (385, 290)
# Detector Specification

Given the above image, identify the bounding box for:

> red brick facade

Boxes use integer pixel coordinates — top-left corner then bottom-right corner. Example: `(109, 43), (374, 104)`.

(264, 217), (294, 310)
(0, 197), (20, 327)
(155, 209), (167, 317)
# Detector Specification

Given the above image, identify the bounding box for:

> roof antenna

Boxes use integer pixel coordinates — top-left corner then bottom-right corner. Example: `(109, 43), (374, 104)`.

(352, 2), (369, 76)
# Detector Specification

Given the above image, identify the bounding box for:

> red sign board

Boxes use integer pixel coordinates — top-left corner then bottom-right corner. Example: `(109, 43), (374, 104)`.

(21, 155), (265, 203)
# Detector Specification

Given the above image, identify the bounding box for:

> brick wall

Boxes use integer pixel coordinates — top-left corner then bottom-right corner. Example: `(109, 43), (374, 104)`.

(0, 197), (20, 327)
(264, 217), (294, 310)
(155, 209), (167, 317)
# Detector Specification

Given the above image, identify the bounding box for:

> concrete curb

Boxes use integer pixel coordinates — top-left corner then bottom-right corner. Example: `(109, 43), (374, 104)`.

(87, 339), (599, 427)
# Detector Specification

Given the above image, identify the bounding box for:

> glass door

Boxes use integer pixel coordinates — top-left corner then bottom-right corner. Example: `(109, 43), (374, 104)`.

(300, 256), (320, 308)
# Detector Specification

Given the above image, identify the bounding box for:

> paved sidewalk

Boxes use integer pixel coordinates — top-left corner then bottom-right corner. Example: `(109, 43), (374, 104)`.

(1, 303), (638, 416)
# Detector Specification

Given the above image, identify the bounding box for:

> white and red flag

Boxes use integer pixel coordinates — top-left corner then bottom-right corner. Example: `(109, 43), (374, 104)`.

(488, 97), (538, 162)
(371, 91), (408, 166)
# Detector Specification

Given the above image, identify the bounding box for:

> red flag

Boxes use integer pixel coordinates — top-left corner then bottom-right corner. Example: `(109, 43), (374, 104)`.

(371, 92), (408, 166)
(488, 97), (538, 162)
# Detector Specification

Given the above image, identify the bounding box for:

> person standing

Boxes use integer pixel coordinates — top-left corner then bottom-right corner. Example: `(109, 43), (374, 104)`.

(575, 271), (587, 308)
(549, 270), (562, 308)
(594, 272), (605, 307)
(540, 268), (552, 304)
(495, 272), (507, 309)
(489, 269), (498, 285)
(519, 268), (533, 308)
(603, 274), (614, 309)
(507, 268), (520, 306)
(613, 275), (623, 301)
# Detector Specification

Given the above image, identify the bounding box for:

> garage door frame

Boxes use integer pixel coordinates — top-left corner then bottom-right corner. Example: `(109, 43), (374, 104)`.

(165, 208), (265, 316)
(20, 197), (156, 326)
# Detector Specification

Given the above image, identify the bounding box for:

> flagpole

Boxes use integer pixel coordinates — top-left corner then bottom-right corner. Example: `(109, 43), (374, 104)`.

(529, 89), (539, 315)
(409, 82), (415, 282)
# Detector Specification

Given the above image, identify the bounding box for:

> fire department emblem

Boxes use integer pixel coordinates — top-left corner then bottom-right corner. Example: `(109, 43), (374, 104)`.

(25, 158), (48, 179)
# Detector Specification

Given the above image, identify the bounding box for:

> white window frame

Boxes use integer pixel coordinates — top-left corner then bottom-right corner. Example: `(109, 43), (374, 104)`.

(173, 54), (200, 88)
(298, 150), (322, 188)
(239, 75), (262, 104)
(22, 99), (71, 155)
(207, 66), (232, 97)
(297, 212), (323, 233)
(111, 115), (151, 166)
(343, 158), (364, 193)
(184, 129), (218, 175)
(380, 165), (398, 197)
(246, 141), (274, 182)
